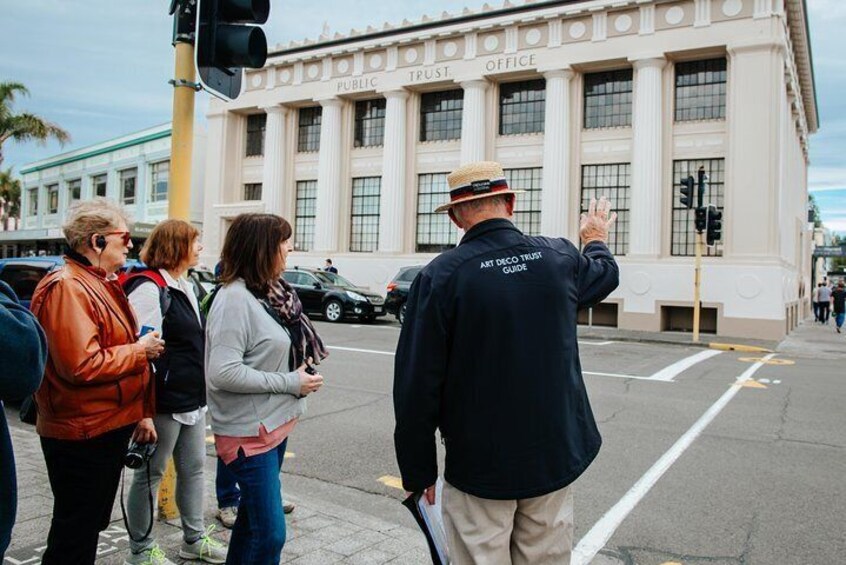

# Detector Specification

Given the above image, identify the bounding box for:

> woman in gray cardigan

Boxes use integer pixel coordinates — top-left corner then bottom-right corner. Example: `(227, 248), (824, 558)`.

(205, 214), (325, 565)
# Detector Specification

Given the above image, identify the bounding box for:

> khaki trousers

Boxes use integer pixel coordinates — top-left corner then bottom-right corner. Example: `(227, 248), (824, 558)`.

(442, 481), (574, 565)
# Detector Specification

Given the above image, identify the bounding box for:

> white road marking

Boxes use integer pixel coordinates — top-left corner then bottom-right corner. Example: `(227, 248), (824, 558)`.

(583, 371), (665, 381)
(328, 345), (395, 356)
(648, 350), (723, 382)
(571, 353), (777, 565)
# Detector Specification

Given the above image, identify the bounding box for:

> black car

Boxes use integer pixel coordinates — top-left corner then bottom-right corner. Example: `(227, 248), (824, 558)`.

(282, 267), (386, 323)
(385, 265), (424, 325)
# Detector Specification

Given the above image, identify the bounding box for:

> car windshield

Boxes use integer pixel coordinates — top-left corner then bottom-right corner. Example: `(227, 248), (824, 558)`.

(315, 271), (356, 288)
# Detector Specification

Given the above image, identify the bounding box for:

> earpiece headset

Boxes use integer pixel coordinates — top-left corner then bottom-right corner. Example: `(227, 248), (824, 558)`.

(95, 235), (106, 251)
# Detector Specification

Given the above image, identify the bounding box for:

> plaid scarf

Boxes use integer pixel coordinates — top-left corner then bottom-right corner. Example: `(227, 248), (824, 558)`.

(266, 278), (329, 368)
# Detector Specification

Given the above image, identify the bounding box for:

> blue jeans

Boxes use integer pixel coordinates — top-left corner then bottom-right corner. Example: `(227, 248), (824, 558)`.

(224, 440), (288, 565)
(216, 456), (240, 509)
(836, 312), (845, 328)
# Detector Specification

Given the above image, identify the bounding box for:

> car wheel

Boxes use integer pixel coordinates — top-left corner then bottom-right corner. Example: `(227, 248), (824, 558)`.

(398, 303), (407, 325)
(324, 299), (344, 323)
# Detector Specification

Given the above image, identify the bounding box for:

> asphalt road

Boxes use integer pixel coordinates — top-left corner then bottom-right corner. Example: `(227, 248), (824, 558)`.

(276, 317), (846, 565)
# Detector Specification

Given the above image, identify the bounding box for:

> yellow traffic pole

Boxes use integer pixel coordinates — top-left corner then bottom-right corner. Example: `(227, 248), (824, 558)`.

(168, 40), (196, 221)
(693, 231), (703, 343)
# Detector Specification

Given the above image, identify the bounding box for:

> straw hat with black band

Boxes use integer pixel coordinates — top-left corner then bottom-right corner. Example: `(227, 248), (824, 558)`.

(435, 161), (524, 214)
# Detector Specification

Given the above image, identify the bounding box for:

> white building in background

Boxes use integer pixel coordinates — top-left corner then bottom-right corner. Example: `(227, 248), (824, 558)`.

(201, 0), (818, 340)
(4, 123), (205, 257)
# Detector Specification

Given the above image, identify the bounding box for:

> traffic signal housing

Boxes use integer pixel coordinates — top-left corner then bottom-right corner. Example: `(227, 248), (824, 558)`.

(680, 176), (695, 209)
(196, 0), (270, 101)
(694, 206), (707, 233)
(706, 205), (723, 246)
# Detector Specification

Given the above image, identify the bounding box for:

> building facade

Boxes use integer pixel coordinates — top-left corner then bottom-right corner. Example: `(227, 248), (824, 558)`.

(6, 124), (205, 257)
(201, 0), (817, 340)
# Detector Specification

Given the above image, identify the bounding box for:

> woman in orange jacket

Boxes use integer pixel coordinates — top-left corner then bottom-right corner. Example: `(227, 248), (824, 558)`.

(30, 199), (164, 565)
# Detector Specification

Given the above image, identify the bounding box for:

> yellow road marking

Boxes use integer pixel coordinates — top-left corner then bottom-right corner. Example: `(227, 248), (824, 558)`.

(710, 342), (772, 353)
(378, 475), (404, 491)
(738, 357), (794, 366)
(660, 562), (684, 565)
(739, 379), (768, 389)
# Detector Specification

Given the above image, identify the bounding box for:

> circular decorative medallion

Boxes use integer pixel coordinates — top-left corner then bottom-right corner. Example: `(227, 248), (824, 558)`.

(368, 54), (382, 69)
(665, 6), (685, 25)
(404, 48), (419, 64)
(736, 275), (763, 299)
(722, 0), (743, 17)
(483, 35), (500, 52)
(250, 73), (262, 88)
(614, 14), (633, 33)
(525, 28), (542, 46)
(628, 272), (652, 296)
(279, 69), (291, 83)
(442, 41), (458, 57)
(337, 59), (350, 73)
(307, 64), (320, 79)
(569, 21), (587, 40)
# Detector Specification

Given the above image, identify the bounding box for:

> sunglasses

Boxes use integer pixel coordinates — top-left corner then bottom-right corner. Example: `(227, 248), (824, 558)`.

(104, 231), (132, 245)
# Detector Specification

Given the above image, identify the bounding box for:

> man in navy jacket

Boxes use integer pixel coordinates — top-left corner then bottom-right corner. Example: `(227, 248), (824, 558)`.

(0, 281), (47, 559)
(394, 161), (619, 564)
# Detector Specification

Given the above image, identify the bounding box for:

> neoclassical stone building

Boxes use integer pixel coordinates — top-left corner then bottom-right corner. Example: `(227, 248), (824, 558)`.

(201, 0), (817, 340)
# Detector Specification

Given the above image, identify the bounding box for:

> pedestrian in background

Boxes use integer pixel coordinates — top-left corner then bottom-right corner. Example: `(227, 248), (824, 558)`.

(394, 161), (619, 564)
(29, 199), (164, 565)
(206, 213), (325, 564)
(324, 258), (338, 274)
(818, 281), (833, 325)
(123, 219), (226, 565)
(831, 281), (846, 333)
(0, 281), (47, 561)
(812, 283), (821, 323)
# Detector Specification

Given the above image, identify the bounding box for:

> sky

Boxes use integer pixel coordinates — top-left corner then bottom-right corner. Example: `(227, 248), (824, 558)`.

(1, 0), (843, 232)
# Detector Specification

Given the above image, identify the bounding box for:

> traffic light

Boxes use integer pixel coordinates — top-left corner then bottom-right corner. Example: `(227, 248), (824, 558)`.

(694, 206), (707, 233)
(680, 176), (695, 209)
(706, 205), (722, 245)
(196, 0), (270, 101)
(697, 166), (707, 209)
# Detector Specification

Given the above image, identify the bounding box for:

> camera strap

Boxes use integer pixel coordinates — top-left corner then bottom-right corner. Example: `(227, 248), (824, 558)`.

(119, 459), (155, 543)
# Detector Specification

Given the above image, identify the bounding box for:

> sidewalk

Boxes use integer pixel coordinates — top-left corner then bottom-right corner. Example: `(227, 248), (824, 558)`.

(3, 414), (430, 565)
(776, 317), (846, 360)
(577, 324), (779, 351)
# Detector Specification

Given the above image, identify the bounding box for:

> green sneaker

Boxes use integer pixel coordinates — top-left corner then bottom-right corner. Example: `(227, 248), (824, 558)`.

(124, 544), (176, 565)
(179, 526), (228, 564)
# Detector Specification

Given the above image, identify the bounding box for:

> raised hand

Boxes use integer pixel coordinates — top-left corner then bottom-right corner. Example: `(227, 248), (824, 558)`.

(579, 196), (617, 245)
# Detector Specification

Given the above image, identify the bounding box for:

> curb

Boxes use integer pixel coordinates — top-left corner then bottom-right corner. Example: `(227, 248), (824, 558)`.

(708, 342), (774, 353)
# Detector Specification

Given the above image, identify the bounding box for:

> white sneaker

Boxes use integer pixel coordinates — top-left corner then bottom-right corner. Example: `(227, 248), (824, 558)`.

(124, 544), (176, 565)
(217, 506), (237, 528)
(179, 527), (228, 564)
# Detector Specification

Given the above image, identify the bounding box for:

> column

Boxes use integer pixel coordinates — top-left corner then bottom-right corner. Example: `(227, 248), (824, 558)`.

(314, 98), (344, 253)
(628, 56), (666, 258)
(378, 90), (409, 253)
(459, 80), (488, 164)
(260, 105), (289, 216)
(540, 69), (574, 238)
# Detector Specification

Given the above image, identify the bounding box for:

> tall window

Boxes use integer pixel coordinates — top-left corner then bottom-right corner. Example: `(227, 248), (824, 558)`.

(499, 80), (546, 135)
(28, 188), (38, 216)
(246, 114), (266, 156)
(674, 58), (727, 122)
(416, 173), (459, 252)
(420, 90), (463, 142)
(47, 184), (59, 214)
(149, 161), (169, 202)
(584, 69), (633, 129)
(297, 107), (322, 152)
(354, 99), (386, 148)
(120, 168), (137, 205)
(67, 179), (81, 203)
(350, 177), (381, 252)
(580, 164), (631, 255)
(244, 183), (262, 201)
(671, 158), (725, 256)
(504, 168), (542, 235)
(294, 180), (317, 251)
(92, 174), (107, 198)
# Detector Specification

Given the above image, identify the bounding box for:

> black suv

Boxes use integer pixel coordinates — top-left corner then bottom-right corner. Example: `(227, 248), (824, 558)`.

(282, 267), (386, 323)
(385, 265), (424, 325)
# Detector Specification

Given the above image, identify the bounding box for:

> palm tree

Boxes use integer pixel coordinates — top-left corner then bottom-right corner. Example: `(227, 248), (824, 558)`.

(0, 167), (21, 227)
(0, 81), (70, 167)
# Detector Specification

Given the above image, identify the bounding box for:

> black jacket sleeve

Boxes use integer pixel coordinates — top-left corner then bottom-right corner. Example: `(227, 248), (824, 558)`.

(393, 272), (447, 493)
(577, 241), (620, 308)
(0, 281), (47, 401)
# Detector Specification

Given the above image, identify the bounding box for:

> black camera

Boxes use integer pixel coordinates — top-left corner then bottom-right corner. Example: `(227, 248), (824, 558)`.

(125, 441), (157, 469)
